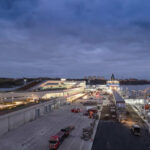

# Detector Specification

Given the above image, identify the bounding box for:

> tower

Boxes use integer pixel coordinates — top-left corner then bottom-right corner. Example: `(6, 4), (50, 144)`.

(111, 73), (115, 81)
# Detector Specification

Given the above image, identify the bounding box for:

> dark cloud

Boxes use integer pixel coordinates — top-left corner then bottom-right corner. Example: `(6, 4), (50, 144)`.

(0, 0), (150, 79)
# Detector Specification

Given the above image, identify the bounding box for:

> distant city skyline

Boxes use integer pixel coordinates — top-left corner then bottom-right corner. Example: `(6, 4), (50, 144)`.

(0, 0), (150, 79)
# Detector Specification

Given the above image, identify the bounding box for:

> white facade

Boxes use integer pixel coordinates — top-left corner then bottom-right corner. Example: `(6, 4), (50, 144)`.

(107, 80), (120, 91)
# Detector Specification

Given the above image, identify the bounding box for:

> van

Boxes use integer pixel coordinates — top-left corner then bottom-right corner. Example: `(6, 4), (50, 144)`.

(131, 125), (141, 136)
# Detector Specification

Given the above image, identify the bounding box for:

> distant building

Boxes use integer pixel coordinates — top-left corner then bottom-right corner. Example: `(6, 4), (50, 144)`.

(111, 73), (115, 81)
(38, 80), (86, 90)
(86, 76), (105, 80)
(84, 76), (87, 80)
(107, 74), (120, 91)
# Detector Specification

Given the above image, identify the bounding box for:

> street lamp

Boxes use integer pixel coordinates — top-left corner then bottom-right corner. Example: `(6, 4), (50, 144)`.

(12, 96), (14, 103)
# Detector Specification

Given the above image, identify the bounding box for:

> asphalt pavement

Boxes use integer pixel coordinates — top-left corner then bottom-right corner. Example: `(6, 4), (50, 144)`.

(0, 100), (98, 150)
(92, 101), (150, 150)
(92, 120), (150, 150)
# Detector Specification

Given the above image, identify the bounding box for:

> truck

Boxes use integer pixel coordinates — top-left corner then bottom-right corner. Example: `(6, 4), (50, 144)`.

(61, 126), (75, 137)
(71, 108), (80, 113)
(49, 131), (65, 150)
(89, 111), (94, 118)
(87, 109), (98, 114)
(87, 108), (98, 119)
(49, 126), (75, 150)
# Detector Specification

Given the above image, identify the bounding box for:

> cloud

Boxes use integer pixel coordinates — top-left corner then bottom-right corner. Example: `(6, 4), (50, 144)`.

(0, 0), (150, 79)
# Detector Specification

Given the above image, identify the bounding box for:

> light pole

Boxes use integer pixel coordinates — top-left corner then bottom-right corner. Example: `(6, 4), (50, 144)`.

(0, 93), (2, 104)
(12, 96), (14, 103)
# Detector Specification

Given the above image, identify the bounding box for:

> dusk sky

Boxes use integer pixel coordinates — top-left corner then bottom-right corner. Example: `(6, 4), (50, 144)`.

(0, 0), (150, 79)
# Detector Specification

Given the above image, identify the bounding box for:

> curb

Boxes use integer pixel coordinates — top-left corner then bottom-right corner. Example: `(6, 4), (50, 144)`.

(130, 104), (150, 133)
(88, 105), (103, 150)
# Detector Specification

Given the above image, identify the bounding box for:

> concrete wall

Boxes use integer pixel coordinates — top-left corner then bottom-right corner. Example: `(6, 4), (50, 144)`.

(0, 115), (8, 136)
(8, 112), (25, 130)
(0, 98), (65, 137)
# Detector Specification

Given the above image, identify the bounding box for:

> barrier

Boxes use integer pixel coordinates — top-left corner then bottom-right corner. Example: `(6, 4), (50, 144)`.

(0, 99), (65, 137)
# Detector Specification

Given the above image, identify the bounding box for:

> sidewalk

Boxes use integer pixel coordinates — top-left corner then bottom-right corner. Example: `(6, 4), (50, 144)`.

(130, 104), (150, 133)
(87, 103), (103, 150)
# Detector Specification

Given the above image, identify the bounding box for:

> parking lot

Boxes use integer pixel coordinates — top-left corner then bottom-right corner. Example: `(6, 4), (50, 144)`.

(0, 100), (98, 150)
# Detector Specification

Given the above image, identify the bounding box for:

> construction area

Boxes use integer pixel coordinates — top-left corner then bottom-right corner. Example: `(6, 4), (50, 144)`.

(0, 79), (150, 150)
